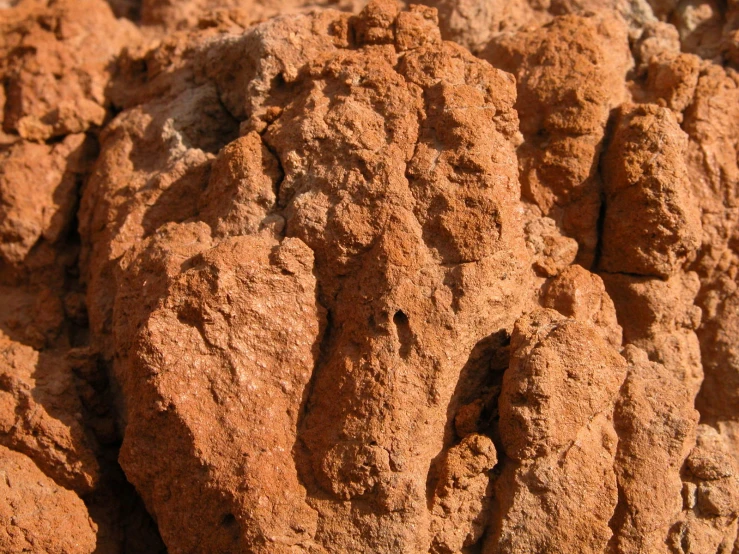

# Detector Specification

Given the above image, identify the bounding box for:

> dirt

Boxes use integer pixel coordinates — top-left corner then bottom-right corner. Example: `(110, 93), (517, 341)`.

(0, 0), (738, 552)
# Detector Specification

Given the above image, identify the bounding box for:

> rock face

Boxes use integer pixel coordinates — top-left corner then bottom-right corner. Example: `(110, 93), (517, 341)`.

(2, 0), (739, 552)
(0, 444), (98, 554)
(491, 309), (627, 554)
(116, 232), (323, 552)
(612, 346), (698, 554)
(482, 12), (631, 264)
(80, 4), (537, 550)
(599, 103), (701, 278)
(0, 0), (139, 143)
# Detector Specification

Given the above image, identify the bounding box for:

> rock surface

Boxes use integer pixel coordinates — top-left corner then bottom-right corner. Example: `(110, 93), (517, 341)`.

(491, 309), (626, 554)
(0, 444), (98, 554)
(1, 0), (739, 552)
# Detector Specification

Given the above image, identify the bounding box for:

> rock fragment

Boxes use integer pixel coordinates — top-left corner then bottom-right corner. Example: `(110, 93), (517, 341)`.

(0, 135), (89, 265)
(81, 3), (536, 551)
(669, 425), (739, 553)
(2, 0), (739, 552)
(611, 346), (698, 554)
(116, 231), (322, 552)
(602, 272), (704, 396)
(430, 434), (497, 553)
(542, 264), (622, 348)
(0, 334), (100, 494)
(0, 0), (140, 142)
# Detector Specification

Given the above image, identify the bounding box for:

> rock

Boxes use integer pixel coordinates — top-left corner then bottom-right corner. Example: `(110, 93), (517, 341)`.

(116, 231), (322, 552)
(696, 276), (739, 421)
(602, 271), (704, 396)
(0, 0), (140, 141)
(0, 334), (100, 494)
(2, 0), (739, 552)
(498, 309), (626, 460)
(489, 309), (627, 553)
(600, 103), (701, 278)
(681, 64), (739, 429)
(0, 444), (97, 554)
(672, 0), (724, 59)
(430, 434), (497, 553)
(644, 52), (701, 115)
(422, 0), (550, 53)
(611, 346), (699, 554)
(524, 209), (579, 278)
(137, 0), (365, 29)
(81, 3), (535, 551)
(669, 425), (739, 553)
(0, 135), (89, 266)
(635, 21), (681, 67)
(542, 264), (622, 348)
(482, 13), (631, 264)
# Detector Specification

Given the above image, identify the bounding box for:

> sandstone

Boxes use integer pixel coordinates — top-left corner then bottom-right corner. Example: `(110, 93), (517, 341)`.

(482, 13), (630, 264)
(0, 444), (97, 554)
(0, 134), (89, 265)
(429, 433), (497, 553)
(0, 0), (140, 142)
(80, 3), (536, 551)
(2, 0), (739, 551)
(0, 333), (100, 494)
(600, 103), (701, 278)
(611, 345), (698, 554)
(490, 309), (627, 553)
(542, 265), (622, 348)
(602, 271), (704, 397)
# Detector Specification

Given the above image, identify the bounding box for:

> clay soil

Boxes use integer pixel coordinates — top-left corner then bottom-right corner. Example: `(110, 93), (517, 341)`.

(1, 0), (739, 552)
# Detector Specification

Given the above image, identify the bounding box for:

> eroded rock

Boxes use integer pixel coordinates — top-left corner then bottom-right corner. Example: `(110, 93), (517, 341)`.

(611, 346), (698, 554)
(2, 0), (739, 552)
(600, 103), (701, 278)
(490, 309), (627, 553)
(81, 3), (536, 551)
(0, 0), (140, 142)
(0, 444), (97, 554)
(483, 13), (630, 264)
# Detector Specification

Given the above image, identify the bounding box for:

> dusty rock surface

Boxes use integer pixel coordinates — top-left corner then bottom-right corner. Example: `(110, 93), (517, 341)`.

(1, 0), (739, 552)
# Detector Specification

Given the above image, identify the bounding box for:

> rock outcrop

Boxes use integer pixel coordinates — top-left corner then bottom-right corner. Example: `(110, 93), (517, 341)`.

(2, 0), (739, 551)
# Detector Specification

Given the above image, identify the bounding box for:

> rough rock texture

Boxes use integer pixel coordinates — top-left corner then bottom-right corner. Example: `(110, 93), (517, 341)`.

(134, 0), (367, 29)
(482, 13), (631, 264)
(603, 272), (704, 397)
(0, 135), (91, 265)
(491, 309), (627, 554)
(114, 231), (323, 552)
(0, 333), (100, 494)
(599, 103), (701, 278)
(2, 0), (739, 552)
(0, 444), (98, 553)
(79, 4), (538, 550)
(0, 0), (139, 143)
(611, 346), (698, 554)
(0, 0), (166, 551)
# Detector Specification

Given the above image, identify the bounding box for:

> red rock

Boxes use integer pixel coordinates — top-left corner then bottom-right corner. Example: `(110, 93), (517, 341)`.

(0, 444), (97, 554)
(491, 309), (627, 553)
(600, 103), (701, 278)
(1, 0), (739, 551)
(482, 13), (630, 264)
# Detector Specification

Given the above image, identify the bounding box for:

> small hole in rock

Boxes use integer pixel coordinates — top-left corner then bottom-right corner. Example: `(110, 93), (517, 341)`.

(221, 513), (237, 527)
(393, 310), (409, 327)
(393, 310), (412, 359)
